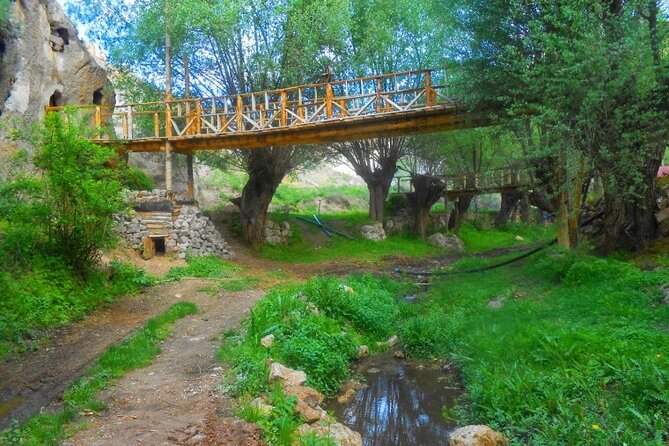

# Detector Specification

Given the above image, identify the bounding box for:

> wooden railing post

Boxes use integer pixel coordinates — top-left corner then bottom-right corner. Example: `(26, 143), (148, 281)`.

(154, 112), (160, 137)
(236, 95), (243, 131)
(195, 99), (202, 134)
(425, 70), (435, 106)
(165, 101), (173, 137)
(280, 90), (287, 126)
(326, 83), (334, 119)
(376, 78), (383, 113)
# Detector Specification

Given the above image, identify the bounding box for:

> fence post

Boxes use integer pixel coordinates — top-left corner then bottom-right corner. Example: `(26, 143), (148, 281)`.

(236, 95), (243, 131)
(280, 90), (287, 126)
(425, 71), (435, 106)
(326, 83), (334, 119)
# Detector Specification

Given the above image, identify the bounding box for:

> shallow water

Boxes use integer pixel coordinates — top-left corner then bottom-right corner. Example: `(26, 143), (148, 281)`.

(327, 351), (462, 446)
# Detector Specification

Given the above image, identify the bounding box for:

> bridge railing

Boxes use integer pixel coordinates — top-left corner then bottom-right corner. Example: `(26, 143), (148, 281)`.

(46, 70), (454, 141)
(395, 166), (533, 194)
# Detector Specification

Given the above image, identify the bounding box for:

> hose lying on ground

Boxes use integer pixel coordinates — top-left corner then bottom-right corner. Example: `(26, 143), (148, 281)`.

(395, 238), (558, 277)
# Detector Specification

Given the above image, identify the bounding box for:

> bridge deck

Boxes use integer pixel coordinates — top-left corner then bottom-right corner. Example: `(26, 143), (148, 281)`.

(48, 70), (483, 153)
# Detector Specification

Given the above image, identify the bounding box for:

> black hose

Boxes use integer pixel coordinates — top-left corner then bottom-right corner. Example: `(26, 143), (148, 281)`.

(395, 238), (557, 277)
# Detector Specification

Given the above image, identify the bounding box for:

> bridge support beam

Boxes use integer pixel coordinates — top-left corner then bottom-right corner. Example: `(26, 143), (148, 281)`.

(186, 153), (195, 200)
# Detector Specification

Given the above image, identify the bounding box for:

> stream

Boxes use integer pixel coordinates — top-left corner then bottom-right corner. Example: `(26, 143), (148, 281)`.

(327, 351), (462, 446)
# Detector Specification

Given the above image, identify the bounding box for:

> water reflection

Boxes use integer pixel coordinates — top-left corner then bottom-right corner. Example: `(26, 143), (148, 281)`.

(328, 351), (461, 446)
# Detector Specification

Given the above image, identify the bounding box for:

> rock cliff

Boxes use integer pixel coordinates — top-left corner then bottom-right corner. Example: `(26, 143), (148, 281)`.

(0, 0), (113, 160)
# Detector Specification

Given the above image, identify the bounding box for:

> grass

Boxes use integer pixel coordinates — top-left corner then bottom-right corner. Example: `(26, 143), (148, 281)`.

(262, 212), (439, 263)
(400, 249), (669, 445)
(165, 255), (240, 280)
(218, 275), (410, 445)
(458, 221), (555, 253)
(199, 277), (261, 294)
(261, 235), (440, 264)
(0, 302), (198, 446)
(0, 258), (154, 360)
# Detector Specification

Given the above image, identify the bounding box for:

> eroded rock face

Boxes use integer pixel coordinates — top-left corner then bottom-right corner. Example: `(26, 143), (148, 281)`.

(0, 0), (113, 164)
(448, 425), (509, 446)
(0, 0), (113, 116)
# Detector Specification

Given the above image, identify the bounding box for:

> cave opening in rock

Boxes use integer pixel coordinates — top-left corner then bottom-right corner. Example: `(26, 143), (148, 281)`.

(93, 89), (103, 105)
(49, 91), (63, 107)
(54, 27), (69, 46)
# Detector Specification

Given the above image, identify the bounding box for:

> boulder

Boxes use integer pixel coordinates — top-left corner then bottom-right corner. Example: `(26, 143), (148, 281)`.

(296, 422), (363, 446)
(357, 345), (369, 358)
(283, 385), (324, 409)
(336, 388), (356, 404)
(360, 223), (386, 241)
(260, 334), (275, 349)
(427, 233), (465, 253)
(295, 399), (328, 423)
(448, 425), (509, 446)
(268, 363), (307, 387)
(387, 335), (399, 347)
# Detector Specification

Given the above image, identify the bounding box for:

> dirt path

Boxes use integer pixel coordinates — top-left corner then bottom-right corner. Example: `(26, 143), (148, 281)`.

(0, 281), (204, 431)
(61, 284), (265, 446)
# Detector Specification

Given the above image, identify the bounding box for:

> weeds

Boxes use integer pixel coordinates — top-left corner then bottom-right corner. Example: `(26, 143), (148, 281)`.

(408, 250), (669, 444)
(0, 260), (154, 359)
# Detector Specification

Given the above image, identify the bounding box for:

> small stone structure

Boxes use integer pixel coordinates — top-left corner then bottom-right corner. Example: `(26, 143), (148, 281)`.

(264, 220), (292, 245)
(360, 223), (386, 241)
(115, 190), (232, 259)
(384, 210), (448, 235)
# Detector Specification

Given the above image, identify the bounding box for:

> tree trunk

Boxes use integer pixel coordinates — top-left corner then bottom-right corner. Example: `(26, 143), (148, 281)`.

(598, 160), (661, 253)
(406, 175), (445, 238)
(239, 149), (290, 246)
(448, 194), (474, 231)
(496, 191), (522, 227)
(367, 177), (393, 222)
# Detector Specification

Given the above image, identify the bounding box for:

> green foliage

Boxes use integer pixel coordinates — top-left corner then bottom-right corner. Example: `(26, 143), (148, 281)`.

(304, 275), (400, 339)
(121, 166), (155, 191)
(261, 212), (439, 263)
(0, 260), (153, 359)
(0, 0), (9, 31)
(219, 275), (404, 397)
(384, 193), (408, 216)
(404, 250), (669, 444)
(0, 302), (197, 445)
(458, 222), (555, 254)
(217, 277), (260, 292)
(271, 184), (368, 213)
(237, 385), (304, 446)
(165, 256), (239, 280)
(0, 113), (125, 272)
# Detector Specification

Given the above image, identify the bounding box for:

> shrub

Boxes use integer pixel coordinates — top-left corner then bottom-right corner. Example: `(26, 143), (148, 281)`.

(0, 113), (125, 273)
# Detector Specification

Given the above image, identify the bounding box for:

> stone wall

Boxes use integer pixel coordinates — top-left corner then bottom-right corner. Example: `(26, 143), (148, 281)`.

(265, 220), (292, 245)
(384, 210), (449, 235)
(115, 190), (233, 259)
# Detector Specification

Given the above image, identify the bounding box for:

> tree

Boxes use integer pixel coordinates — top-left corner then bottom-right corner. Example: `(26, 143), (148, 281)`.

(442, 0), (668, 251)
(69, 0), (351, 245)
(0, 113), (124, 273)
(332, 0), (445, 222)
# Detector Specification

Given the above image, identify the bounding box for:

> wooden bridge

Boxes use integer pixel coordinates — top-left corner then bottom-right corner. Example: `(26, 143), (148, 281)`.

(47, 70), (482, 154)
(396, 166), (532, 197)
